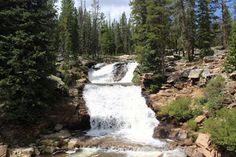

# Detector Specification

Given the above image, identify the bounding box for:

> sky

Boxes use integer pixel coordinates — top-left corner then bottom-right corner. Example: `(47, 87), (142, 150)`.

(55, 0), (131, 20)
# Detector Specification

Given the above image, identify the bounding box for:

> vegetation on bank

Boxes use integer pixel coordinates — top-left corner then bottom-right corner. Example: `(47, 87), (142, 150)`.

(157, 75), (236, 153)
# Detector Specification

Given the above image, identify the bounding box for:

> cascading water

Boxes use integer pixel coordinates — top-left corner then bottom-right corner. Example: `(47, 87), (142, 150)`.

(84, 62), (163, 145)
(78, 61), (186, 157)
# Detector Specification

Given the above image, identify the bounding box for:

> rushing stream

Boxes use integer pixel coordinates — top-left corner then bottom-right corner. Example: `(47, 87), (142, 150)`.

(70, 62), (186, 157)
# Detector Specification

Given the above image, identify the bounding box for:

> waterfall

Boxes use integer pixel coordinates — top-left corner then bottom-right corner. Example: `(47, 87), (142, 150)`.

(83, 62), (163, 146)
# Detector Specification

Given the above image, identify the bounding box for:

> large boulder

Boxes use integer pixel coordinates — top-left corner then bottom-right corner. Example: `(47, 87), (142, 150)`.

(153, 125), (171, 139)
(195, 133), (211, 149)
(188, 69), (203, 79)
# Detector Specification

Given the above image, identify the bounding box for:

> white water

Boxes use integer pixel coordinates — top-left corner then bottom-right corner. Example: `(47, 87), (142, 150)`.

(84, 62), (163, 145)
(80, 61), (186, 157)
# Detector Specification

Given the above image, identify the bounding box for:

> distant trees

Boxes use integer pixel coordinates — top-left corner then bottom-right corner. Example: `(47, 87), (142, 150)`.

(56, 0), (133, 59)
(0, 0), (57, 123)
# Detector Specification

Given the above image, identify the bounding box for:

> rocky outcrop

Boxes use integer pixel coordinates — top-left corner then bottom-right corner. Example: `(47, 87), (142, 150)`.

(9, 148), (35, 157)
(0, 144), (7, 157)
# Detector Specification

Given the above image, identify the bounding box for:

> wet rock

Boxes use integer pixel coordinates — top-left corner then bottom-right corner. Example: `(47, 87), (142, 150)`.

(43, 130), (71, 139)
(169, 129), (188, 140)
(67, 138), (79, 149)
(188, 69), (203, 79)
(229, 71), (236, 80)
(93, 63), (106, 70)
(194, 116), (206, 124)
(153, 125), (170, 139)
(113, 63), (128, 82)
(195, 133), (211, 149)
(9, 148), (34, 157)
(54, 124), (63, 132)
(0, 144), (7, 157)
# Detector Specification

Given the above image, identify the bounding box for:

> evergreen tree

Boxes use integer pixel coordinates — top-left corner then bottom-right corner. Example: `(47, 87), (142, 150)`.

(0, 0), (57, 123)
(196, 0), (214, 56)
(58, 0), (77, 61)
(173, 0), (196, 61)
(224, 19), (236, 72)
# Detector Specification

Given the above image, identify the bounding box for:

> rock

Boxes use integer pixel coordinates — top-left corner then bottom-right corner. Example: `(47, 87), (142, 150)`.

(202, 68), (211, 78)
(67, 138), (79, 149)
(166, 55), (176, 61)
(195, 133), (211, 149)
(153, 125), (170, 139)
(194, 115), (206, 124)
(196, 147), (219, 157)
(167, 74), (179, 84)
(203, 56), (216, 63)
(0, 144), (7, 157)
(93, 63), (106, 70)
(54, 124), (63, 132)
(169, 129), (188, 140)
(179, 138), (193, 146)
(43, 130), (71, 140)
(68, 88), (78, 97)
(177, 129), (188, 140)
(188, 69), (203, 79)
(48, 75), (65, 88)
(227, 81), (236, 95)
(9, 148), (34, 157)
(229, 71), (236, 80)
(227, 103), (236, 109)
(181, 69), (191, 78)
(192, 151), (204, 157)
(113, 62), (128, 82)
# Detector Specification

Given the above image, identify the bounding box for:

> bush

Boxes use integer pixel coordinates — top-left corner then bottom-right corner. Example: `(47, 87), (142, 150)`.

(159, 97), (200, 122)
(204, 75), (225, 110)
(203, 108), (236, 153)
(187, 119), (198, 131)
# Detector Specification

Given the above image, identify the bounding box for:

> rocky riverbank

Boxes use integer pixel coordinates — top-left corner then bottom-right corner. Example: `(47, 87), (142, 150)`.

(147, 47), (236, 157)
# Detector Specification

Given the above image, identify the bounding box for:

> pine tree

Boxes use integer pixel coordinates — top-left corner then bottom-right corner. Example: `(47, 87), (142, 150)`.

(0, 0), (57, 123)
(130, 0), (147, 60)
(224, 18), (236, 72)
(196, 0), (214, 56)
(173, 0), (196, 61)
(58, 0), (77, 61)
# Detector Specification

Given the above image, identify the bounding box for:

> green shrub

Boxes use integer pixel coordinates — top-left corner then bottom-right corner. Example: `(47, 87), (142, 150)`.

(132, 72), (141, 85)
(203, 108), (236, 153)
(204, 75), (225, 110)
(159, 97), (198, 121)
(187, 119), (198, 131)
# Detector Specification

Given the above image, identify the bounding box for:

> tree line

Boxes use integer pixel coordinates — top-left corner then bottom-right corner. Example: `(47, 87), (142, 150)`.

(130, 0), (235, 90)
(57, 0), (133, 62)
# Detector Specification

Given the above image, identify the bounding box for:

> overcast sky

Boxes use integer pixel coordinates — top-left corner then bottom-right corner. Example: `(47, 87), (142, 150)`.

(55, 0), (131, 20)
